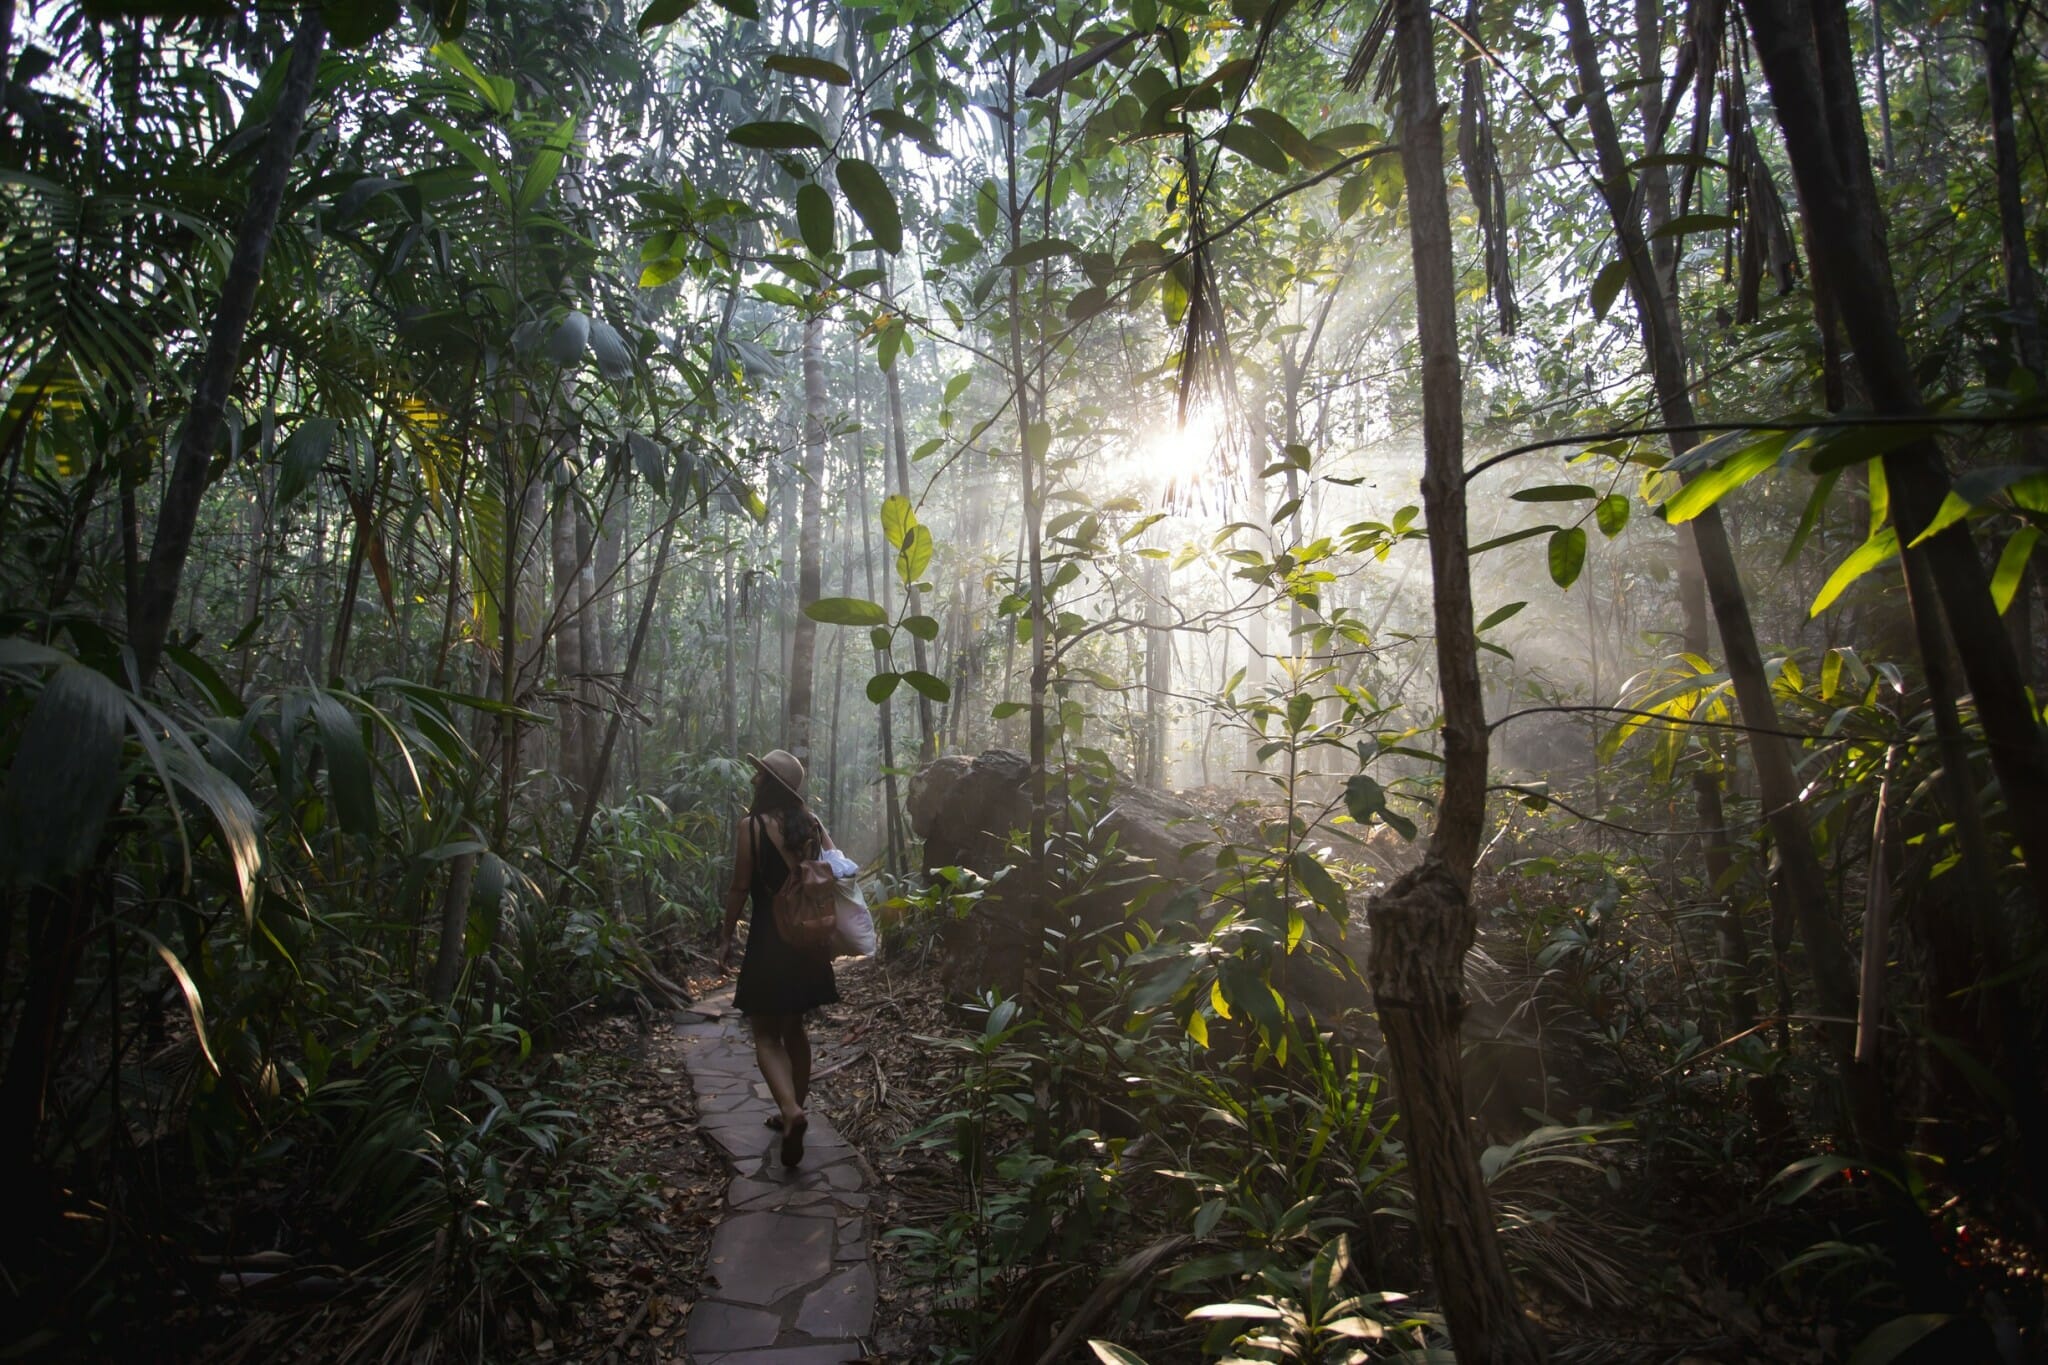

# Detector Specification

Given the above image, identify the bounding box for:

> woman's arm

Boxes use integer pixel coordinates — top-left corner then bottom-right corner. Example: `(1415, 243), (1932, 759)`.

(718, 818), (753, 966)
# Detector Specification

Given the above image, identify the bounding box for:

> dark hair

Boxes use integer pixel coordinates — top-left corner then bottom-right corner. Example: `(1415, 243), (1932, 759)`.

(749, 770), (823, 862)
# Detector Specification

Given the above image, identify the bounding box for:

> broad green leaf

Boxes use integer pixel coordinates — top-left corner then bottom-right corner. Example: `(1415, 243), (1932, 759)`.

(1992, 527), (2040, 614)
(806, 596), (889, 626)
(1590, 257), (1630, 321)
(1291, 850), (1347, 918)
(709, 0), (759, 19)
(902, 670), (952, 702)
(796, 182), (836, 257)
(276, 417), (337, 507)
(165, 749), (264, 921)
(728, 120), (828, 152)
(1470, 524), (1556, 554)
(587, 319), (632, 381)
(1595, 493), (1630, 537)
(0, 663), (127, 881)
(766, 54), (853, 85)
(1847, 1315), (1955, 1365)
(866, 672), (902, 703)
(1089, 1342), (1152, 1365)
(1810, 527), (1899, 616)
(1344, 772), (1387, 825)
(902, 614), (941, 641)
(1511, 483), (1597, 503)
(1337, 173), (1369, 221)
(1000, 238), (1082, 269)
(868, 107), (948, 155)
(325, 0), (399, 48)
(1218, 123), (1289, 174)
(836, 158), (902, 254)
(1025, 421), (1052, 462)
(1908, 465), (2048, 546)
(897, 524), (934, 584)
(882, 494), (917, 549)
(637, 0), (696, 31)
(1547, 526), (1587, 589)
(310, 691), (378, 840)
(548, 310), (590, 365)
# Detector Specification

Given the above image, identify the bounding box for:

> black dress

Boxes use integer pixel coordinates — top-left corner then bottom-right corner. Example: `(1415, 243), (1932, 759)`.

(732, 815), (840, 1017)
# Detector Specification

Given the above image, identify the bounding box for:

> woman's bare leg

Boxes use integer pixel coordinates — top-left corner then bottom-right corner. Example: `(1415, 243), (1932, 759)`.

(784, 1015), (812, 1108)
(750, 1014), (804, 1126)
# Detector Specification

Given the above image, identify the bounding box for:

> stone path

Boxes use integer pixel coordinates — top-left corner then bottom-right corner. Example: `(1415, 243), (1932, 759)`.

(674, 989), (876, 1364)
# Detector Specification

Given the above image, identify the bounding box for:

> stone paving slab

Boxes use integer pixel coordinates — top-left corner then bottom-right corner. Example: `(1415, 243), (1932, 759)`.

(678, 988), (874, 1363)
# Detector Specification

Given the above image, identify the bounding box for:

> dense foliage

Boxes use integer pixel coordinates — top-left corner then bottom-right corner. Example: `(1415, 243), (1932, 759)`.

(4, 0), (2048, 1357)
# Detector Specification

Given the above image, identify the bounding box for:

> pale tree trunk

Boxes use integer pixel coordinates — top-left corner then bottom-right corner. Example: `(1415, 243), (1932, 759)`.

(1365, 1), (1548, 1358)
(1744, 0), (2048, 931)
(723, 543), (740, 756)
(1143, 556), (1170, 788)
(852, 404), (905, 870)
(575, 499), (601, 793)
(787, 314), (828, 762)
(552, 475), (588, 806)
(886, 323), (938, 760)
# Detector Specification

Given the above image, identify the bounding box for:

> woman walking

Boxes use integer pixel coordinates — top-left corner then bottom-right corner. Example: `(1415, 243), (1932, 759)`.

(718, 749), (839, 1166)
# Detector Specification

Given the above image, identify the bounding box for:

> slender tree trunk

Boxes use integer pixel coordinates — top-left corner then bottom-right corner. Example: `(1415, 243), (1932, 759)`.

(853, 394), (905, 872)
(723, 543), (740, 756)
(553, 475), (588, 806)
(787, 314), (828, 762)
(132, 8), (326, 685)
(1562, 0), (1888, 1154)
(1745, 0), (2048, 930)
(428, 851), (478, 1004)
(1366, 3), (1548, 1358)
(571, 490), (686, 867)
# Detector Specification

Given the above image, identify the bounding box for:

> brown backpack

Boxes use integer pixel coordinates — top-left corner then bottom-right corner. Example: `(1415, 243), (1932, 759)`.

(760, 818), (838, 955)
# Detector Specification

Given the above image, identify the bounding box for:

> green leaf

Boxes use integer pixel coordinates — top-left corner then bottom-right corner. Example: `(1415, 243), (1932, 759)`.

(807, 597), (889, 627)
(637, 0), (696, 31)
(796, 182), (836, 257)
(882, 493), (917, 550)
(1992, 527), (2040, 614)
(139, 930), (221, 1076)
(1089, 1342), (1152, 1365)
(866, 672), (902, 703)
(999, 238), (1082, 269)
(897, 524), (933, 585)
(1595, 492), (1631, 537)
(1344, 772), (1387, 825)
(430, 41), (512, 114)
(1810, 526), (1899, 616)
(708, 0), (759, 19)
(868, 107), (948, 155)
(310, 691), (378, 840)
(1806, 418), (1927, 474)
(1660, 430), (1792, 523)
(836, 158), (903, 254)
(324, 0), (399, 48)
(1477, 601), (1527, 632)
(902, 614), (941, 641)
(728, 120), (828, 152)
(1908, 465), (2048, 546)
(588, 319), (633, 381)
(1847, 1315), (1954, 1365)
(276, 417), (337, 507)
(515, 116), (576, 212)
(1511, 483), (1597, 503)
(990, 701), (1028, 719)
(1337, 173), (1369, 221)
(1217, 123), (1289, 174)
(1469, 524), (1556, 555)
(1547, 526), (1587, 589)
(0, 663), (128, 881)
(1590, 257), (1631, 321)
(548, 310), (591, 365)
(1291, 850), (1347, 918)
(767, 54), (854, 84)
(902, 670), (952, 702)
(1648, 211), (1738, 239)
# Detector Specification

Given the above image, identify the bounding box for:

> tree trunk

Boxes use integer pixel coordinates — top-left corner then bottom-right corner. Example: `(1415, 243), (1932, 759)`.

(428, 851), (478, 1004)
(1561, 0), (1887, 1154)
(885, 304), (939, 761)
(553, 474), (587, 807)
(132, 8), (326, 686)
(1365, 1), (1548, 1358)
(1744, 0), (2048, 931)
(787, 313), (828, 763)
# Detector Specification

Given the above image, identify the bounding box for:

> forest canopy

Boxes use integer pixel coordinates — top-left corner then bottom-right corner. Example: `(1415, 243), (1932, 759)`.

(4, 0), (2048, 1357)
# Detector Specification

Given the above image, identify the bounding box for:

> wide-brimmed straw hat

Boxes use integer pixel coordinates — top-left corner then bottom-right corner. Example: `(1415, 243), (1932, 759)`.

(747, 749), (807, 800)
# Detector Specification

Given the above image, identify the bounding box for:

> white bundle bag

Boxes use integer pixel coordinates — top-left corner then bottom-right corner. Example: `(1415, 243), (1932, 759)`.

(821, 849), (876, 958)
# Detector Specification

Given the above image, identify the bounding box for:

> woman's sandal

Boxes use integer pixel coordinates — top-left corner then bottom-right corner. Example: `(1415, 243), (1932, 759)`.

(779, 1113), (808, 1166)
